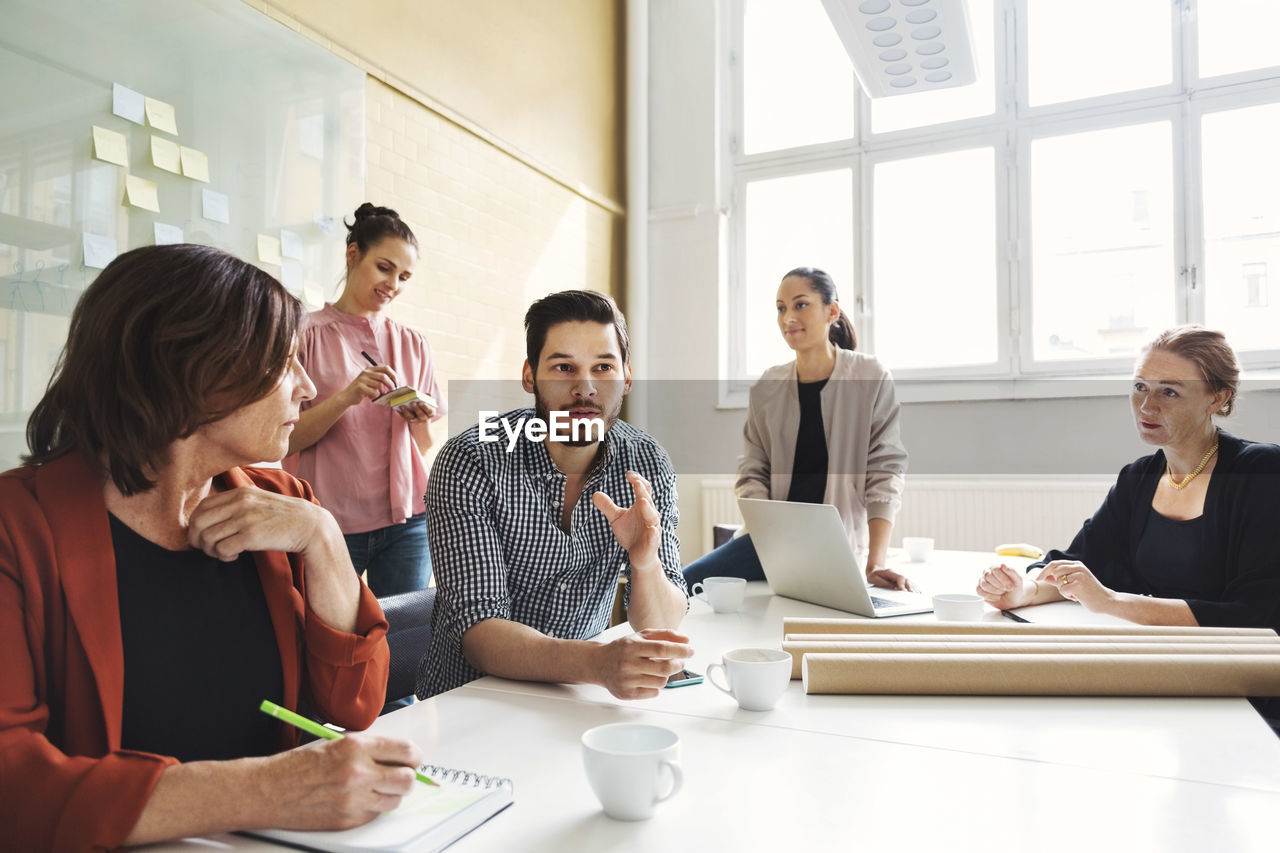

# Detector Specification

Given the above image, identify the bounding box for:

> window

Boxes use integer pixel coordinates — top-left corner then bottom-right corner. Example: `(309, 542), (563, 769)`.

(741, 169), (854, 376)
(871, 145), (998, 370)
(1201, 102), (1280, 353)
(727, 0), (1280, 400)
(1028, 121), (1175, 364)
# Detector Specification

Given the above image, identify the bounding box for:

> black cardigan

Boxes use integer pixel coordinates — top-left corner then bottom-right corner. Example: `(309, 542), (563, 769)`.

(1030, 431), (1280, 633)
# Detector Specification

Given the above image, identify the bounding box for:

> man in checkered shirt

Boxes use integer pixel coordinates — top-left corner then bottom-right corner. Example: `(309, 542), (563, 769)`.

(416, 290), (691, 699)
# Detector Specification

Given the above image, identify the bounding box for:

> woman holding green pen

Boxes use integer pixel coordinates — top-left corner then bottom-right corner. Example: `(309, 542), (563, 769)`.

(0, 245), (423, 850)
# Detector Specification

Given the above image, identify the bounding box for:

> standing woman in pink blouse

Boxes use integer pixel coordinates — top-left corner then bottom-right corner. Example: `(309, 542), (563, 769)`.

(285, 203), (446, 596)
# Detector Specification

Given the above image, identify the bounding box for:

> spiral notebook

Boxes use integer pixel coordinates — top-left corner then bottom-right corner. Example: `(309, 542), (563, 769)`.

(243, 765), (513, 852)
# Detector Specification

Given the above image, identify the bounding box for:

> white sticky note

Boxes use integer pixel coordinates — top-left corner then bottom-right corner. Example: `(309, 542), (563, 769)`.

(151, 136), (181, 174)
(313, 211), (336, 236)
(124, 175), (160, 213)
(280, 228), (303, 261)
(298, 114), (324, 160)
(180, 146), (210, 182)
(303, 281), (325, 308)
(144, 96), (178, 135)
(83, 233), (118, 269)
(258, 234), (282, 266)
(92, 126), (128, 167)
(153, 222), (184, 245)
(281, 260), (303, 292)
(201, 188), (230, 224)
(112, 83), (145, 125)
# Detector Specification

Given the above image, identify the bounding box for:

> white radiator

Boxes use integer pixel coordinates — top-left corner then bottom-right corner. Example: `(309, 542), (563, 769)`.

(699, 478), (744, 554)
(697, 476), (1112, 555)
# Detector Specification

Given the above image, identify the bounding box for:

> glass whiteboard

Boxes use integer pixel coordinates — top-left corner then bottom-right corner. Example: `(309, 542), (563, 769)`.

(0, 0), (364, 469)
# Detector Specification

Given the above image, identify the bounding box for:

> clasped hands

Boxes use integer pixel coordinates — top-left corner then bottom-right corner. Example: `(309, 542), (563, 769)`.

(976, 560), (1115, 612)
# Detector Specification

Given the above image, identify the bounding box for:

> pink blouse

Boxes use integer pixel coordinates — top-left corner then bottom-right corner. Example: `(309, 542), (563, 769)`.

(284, 304), (446, 535)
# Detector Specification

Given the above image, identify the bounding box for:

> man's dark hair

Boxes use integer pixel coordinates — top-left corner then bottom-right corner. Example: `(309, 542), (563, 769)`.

(25, 243), (302, 495)
(524, 289), (630, 367)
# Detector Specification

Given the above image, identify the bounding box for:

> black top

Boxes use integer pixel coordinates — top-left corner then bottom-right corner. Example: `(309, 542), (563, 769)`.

(1133, 507), (1212, 600)
(1029, 431), (1280, 632)
(113, 513), (284, 762)
(787, 378), (829, 504)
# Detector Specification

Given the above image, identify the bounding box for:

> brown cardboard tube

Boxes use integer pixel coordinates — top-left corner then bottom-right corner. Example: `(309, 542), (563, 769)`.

(783, 617), (1278, 638)
(800, 652), (1280, 696)
(782, 640), (1280, 679)
(783, 632), (1280, 645)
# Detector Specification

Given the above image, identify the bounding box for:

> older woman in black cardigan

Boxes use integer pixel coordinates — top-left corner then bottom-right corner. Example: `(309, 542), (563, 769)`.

(977, 326), (1280, 633)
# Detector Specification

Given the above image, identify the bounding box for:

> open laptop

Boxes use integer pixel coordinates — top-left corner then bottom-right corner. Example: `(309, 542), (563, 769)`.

(737, 498), (932, 618)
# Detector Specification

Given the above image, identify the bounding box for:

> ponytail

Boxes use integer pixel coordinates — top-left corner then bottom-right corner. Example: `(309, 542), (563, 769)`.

(829, 307), (856, 351)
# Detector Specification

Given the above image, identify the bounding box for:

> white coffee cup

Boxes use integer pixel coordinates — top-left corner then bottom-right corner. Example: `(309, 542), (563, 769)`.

(933, 593), (985, 622)
(706, 647), (791, 711)
(581, 723), (683, 821)
(903, 536), (935, 562)
(690, 576), (746, 614)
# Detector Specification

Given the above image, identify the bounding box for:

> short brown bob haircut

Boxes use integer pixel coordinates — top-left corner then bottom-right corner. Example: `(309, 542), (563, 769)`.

(25, 243), (302, 495)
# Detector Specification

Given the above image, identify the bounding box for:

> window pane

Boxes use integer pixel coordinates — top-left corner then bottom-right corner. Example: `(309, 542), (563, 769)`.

(1199, 0), (1280, 79)
(1026, 0), (1170, 107)
(1029, 123), (1175, 363)
(1202, 103), (1280, 353)
(870, 0), (996, 134)
(872, 148), (997, 370)
(743, 170), (854, 377)
(743, 0), (855, 154)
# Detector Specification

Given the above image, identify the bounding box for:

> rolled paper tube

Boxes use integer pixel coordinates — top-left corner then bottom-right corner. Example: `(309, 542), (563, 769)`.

(782, 617), (1277, 638)
(800, 652), (1280, 696)
(781, 640), (1280, 679)
(783, 632), (1280, 645)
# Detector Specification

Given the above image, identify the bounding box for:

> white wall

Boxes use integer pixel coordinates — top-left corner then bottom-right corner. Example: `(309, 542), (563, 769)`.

(645, 0), (1280, 563)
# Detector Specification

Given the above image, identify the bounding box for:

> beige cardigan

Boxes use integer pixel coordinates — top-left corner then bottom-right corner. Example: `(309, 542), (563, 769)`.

(735, 348), (907, 555)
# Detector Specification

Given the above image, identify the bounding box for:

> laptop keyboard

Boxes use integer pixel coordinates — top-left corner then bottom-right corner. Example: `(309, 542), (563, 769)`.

(870, 595), (907, 609)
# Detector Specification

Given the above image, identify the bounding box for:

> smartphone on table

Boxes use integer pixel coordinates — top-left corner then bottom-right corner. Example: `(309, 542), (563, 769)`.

(665, 668), (704, 688)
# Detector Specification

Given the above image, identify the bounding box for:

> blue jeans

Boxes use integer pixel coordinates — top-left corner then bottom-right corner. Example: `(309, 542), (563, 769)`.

(343, 513), (432, 597)
(682, 534), (765, 587)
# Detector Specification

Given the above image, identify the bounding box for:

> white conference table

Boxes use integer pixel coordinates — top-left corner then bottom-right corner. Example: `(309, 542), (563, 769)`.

(153, 549), (1280, 852)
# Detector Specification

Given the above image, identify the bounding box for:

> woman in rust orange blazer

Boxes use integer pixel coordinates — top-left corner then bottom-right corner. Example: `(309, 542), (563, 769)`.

(0, 245), (421, 850)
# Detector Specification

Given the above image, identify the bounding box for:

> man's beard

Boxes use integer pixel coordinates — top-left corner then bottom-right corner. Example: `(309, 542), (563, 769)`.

(531, 382), (620, 448)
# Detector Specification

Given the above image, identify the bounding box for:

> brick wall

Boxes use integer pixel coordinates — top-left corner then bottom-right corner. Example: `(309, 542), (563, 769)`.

(365, 77), (621, 452)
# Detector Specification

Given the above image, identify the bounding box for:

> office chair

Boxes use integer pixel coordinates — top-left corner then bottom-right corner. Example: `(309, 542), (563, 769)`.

(377, 587), (436, 715)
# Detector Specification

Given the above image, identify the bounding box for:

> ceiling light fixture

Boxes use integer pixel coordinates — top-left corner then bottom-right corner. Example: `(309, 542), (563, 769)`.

(820, 0), (977, 98)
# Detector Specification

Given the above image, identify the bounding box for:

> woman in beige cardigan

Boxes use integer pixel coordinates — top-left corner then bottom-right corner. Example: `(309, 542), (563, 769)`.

(684, 267), (913, 590)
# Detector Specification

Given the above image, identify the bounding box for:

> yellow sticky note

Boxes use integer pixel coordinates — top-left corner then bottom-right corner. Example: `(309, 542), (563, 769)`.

(151, 136), (181, 174)
(257, 234), (282, 266)
(180, 146), (210, 182)
(92, 126), (128, 167)
(125, 174), (160, 213)
(144, 96), (178, 135)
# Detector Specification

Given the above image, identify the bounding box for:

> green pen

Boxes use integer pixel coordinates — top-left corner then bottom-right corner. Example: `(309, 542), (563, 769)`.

(259, 699), (438, 786)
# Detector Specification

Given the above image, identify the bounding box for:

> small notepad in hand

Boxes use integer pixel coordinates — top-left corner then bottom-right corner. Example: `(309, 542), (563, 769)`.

(243, 765), (513, 852)
(372, 386), (437, 412)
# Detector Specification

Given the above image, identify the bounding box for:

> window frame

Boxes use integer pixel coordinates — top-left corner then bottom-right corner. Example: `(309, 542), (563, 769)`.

(721, 0), (1280, 408)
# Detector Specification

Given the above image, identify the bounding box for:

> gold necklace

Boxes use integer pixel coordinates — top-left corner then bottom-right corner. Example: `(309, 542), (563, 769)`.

(1167, 442), (1219, 490)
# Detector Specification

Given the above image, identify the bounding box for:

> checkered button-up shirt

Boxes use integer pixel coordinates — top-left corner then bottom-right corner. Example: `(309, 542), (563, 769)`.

(416, 408), (686, 697)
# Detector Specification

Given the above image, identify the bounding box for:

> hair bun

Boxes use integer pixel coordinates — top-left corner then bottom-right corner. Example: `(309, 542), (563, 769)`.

(343, 202), (418, 249)
(351, 202), (399, 221)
